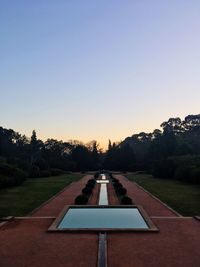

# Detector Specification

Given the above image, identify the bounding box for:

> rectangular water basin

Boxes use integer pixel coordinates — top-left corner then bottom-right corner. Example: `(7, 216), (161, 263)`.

(49, 205), (158, 232)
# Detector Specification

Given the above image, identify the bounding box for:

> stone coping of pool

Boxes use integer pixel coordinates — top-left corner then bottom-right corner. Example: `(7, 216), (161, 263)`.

(96, 180), (110, 183)
(48, 205), (159, 232)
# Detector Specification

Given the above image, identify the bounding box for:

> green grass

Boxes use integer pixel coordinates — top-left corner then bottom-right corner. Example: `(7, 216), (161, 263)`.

(0, 173), (82, 217)
(127, 173), (200, 216)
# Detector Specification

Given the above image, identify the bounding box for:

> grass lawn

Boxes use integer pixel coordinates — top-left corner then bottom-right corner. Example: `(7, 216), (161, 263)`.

(127, 173), (200, 216)
(0, 173), (82, 217)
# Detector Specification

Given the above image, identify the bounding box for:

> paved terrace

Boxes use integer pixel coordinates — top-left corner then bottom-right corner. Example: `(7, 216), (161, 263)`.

(0, 174), (199, 267)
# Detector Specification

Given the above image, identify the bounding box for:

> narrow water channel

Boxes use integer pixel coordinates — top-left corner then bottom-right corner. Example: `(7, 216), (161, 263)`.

(98, 174), (108, 267)
(98, 184), (108, 205)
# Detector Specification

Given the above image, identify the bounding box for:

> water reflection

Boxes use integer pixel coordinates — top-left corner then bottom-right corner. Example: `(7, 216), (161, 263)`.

(58, 208), (149, 229)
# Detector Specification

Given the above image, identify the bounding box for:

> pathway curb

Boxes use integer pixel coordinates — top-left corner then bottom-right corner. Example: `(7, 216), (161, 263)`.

(123, 175), (182, 217)
(29, 174), (90, 216)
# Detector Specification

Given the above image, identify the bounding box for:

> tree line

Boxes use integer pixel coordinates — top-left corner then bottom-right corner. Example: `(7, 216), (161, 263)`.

(0, 114), (200, 188)
(106, 114), (200, 184)
(0, 128), (100, 188)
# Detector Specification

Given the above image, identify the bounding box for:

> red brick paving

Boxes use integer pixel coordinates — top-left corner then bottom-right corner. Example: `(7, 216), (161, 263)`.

(108, 217), (200, 267)
(107, 183), (119, 205)
(89, 183), (100, 205)
(0, 218), (98, 267)
(108, 175), (200, 267)
(0, 174), (200, 267)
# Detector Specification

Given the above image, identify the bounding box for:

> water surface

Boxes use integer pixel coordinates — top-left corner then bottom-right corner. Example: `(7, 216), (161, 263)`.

(58, 208), (149, 229)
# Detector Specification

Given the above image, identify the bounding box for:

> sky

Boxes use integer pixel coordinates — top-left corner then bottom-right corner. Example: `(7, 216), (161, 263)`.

(1, 0), (200, 149)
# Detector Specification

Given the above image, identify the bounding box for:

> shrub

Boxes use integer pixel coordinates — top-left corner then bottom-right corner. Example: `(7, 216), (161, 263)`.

(28, 165), (40, 178)
(121, 196), (133, 205)
(74, 194), (88, 205)
(0, 175), (13, 188)
(0, 163), (27, 179)
(116, 187), (127, 196)
(39, 170), (51, 177)
(0, 163), (27, 189)
(86, 183), (94, 190)
(113, 182), (123, 189)
(190, 167), (200, 184)
(175, 165), (200, 184)
(50, 168), (63, 176)
(151, 159), (176, 179)
(82, 187), (92, 196)
(87, 179), (96, 187)
(134, 171), (147, 175)
(94, 172), (100, 179)
(0, 157), (6, 164)
(108, 172), (113, 179)
(174, 165), (192, 182)
(34, 157), (48, 171)
(87, 178), (94, 183)
(12, 168), (27, 179)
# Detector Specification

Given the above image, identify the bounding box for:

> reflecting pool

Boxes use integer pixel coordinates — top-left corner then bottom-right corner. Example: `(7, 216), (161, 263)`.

(58, 207), (149, 229)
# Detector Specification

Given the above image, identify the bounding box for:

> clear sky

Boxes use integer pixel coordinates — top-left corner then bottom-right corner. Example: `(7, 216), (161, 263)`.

(1, 0), (200, 148)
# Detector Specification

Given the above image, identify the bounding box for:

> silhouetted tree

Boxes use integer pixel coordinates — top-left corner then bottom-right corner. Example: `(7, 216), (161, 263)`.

(1, 113), (200, 186)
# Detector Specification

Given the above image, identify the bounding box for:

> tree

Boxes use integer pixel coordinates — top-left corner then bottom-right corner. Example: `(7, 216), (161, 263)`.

(30, 130), (37, 147)
(30, 130), (43, 165)
(70, 145), (92, 171)
(161, 117), (183, 135)
(108, 140), (112, 151)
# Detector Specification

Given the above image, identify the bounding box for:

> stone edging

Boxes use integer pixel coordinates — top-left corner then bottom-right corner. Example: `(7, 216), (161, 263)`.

(29, 174), (89, 216)
(133, 181), (182, 217)
(28, 181), (76, 216)
(0, 221), (8, 228)
(194, 216), (200, 221)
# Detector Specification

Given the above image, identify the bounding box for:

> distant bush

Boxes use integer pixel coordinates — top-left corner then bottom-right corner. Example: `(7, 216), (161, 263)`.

(0, 163), (27, 189)
(29, 167), (63, 178)
(0, 163), (27, 178)
(150, 155), (200, 184)
(134, 171), (147, 175)
(50, 168), (63, 176)
(0, 175), (26, 189)
(74, 194), (88, 205)
(112, 178), (118, 183)
(121, 196), (133, 205)
(94, 172), (100, 179)
(190, 167), (200, 184)
(0, 157), (6, 164)
(151, 159), (176, 179)
(174, 165), (191, 182)
(28, 165), (40, 178)
(175, 165), (200, 184)
(0, 175), (12, 188)
(108, 172), (113, 179)
(128, 163), (147, 172)
(39, 170), (51, 177)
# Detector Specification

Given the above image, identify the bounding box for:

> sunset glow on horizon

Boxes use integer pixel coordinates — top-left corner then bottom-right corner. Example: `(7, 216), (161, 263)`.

(1, 1), (200, 149)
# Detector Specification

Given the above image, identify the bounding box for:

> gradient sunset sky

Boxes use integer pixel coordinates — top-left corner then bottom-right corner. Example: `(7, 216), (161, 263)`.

(1, 1), (200, 148)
